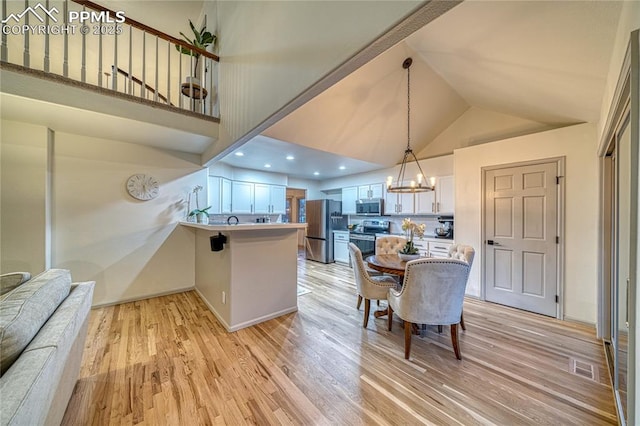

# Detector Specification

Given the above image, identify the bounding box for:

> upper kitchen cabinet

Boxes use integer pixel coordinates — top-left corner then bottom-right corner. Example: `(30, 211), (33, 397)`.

(414, 176), (454, 214)
(342, 186), (358, 214)
(435, 176), (454, 214)
(254, 184), (286, 214)
(231, 181), (255, 214)
(384, 191), (415, 215)
(358, 183), (384, 200)
(209, 177), (232, 214)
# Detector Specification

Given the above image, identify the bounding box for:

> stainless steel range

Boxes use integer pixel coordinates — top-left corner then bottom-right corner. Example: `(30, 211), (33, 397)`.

(349, 219), (390, 257)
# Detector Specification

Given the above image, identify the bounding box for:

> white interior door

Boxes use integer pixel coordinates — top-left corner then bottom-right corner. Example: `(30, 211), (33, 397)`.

(485, 161), (558, 316)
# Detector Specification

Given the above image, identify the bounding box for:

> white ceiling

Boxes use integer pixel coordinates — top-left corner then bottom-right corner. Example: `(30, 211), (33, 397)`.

(221, 0), (624, 178)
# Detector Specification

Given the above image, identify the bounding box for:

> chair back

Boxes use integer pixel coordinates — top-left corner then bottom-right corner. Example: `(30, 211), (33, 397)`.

(394, 259), (470, 325)
(375, 236), (407, 255)
(348, 242), (370, 295)
(448, 244), (475, 268)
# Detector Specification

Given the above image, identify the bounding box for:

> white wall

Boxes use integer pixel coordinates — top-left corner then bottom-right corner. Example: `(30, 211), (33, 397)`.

(454, 123), (599, 323)
(52, 133), (207, 306)
(0, 120), (48, 274)
(202, 0), (422, 163)
(417, 107), (555, 159)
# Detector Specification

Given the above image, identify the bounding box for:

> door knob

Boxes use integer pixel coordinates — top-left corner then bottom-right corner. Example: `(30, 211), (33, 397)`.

(487, 240), (501, 246)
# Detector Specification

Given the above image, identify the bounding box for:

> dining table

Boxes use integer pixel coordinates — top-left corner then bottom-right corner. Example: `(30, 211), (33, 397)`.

(365, 254), (409, 277)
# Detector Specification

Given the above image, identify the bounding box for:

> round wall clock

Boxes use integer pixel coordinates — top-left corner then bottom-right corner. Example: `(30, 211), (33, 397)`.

(126, 174), (160, 201)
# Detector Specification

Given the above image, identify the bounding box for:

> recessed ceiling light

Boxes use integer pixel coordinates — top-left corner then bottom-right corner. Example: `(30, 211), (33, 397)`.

(235, 152), (244, 157)
(286, 155), (295, 160)
(339, 166), (346, 170)
(264, 164), (271, 168)
(313, 171), (320, 176)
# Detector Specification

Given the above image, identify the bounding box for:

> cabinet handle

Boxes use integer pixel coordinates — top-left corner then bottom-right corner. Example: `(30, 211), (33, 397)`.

(432, 202), (435, 213)
(437, 202), (440, 212)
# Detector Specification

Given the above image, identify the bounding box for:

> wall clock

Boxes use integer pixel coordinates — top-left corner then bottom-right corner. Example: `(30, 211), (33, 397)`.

(126, 174), (159, 201)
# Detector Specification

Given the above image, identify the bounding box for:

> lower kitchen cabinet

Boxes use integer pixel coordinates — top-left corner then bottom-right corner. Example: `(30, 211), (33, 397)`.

(333, 231), (350, 264)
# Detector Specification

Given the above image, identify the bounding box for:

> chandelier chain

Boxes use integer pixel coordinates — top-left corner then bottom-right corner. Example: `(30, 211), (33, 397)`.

(407, 63), (411, 150)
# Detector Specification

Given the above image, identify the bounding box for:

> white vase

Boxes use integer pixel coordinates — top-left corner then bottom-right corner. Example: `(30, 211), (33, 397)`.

(398, 253), (420, 261)
(197, 212), (209, 224)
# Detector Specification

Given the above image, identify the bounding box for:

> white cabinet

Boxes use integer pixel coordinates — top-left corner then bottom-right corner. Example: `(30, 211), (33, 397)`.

(233, 182), (285, 214)
(413, 176), (454, 214)
(428, 240), (453, 258)
(208, 176), (232, 214)
(435, 175), (454, 214)
(415, 191), (435, 214)
(231, 181), (254, 213)
(412, 239), (429, 257)
(358, 183), (384, 200)
(254, 184), (286, 214)
(342, 187), (358, 214)
(385, 192), (415, 215)
(333, 231), (350, 263)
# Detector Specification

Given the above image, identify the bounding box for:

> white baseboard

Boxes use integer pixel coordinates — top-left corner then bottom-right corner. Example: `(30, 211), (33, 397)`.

(91, 285), (195, 308)
(193, 288), (297, 332)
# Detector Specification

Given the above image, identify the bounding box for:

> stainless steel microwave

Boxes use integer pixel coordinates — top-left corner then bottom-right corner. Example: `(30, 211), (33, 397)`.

(356, 199), (384, 215)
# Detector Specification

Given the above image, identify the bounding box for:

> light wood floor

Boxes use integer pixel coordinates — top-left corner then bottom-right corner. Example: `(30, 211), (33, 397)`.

(62, 258), (617, 425)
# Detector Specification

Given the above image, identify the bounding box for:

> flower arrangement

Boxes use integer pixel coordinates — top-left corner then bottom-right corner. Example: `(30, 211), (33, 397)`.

(186, 185), (211, 222)
(399, 218), (425, 255)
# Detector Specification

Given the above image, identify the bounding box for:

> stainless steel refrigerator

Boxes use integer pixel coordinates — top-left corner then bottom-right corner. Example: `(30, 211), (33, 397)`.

(305, 200), (347, 263)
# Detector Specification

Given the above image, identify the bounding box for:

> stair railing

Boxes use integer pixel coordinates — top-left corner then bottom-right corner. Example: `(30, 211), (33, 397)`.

(0, 0), (219, 118)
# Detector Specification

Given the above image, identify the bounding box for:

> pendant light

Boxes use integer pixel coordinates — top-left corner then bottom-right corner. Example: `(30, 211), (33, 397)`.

(386, 57), (435, 193)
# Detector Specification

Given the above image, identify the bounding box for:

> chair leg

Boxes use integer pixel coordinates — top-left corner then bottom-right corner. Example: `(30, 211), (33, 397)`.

(437, 325), (443, 334)
(377, 299), (380, 307)
(356, 295), (363, 310)
(451, 323), (461, 360)
(460, 310), (466, 331)
(363, 299), (370, 328)
(404, 320), (412, 359)
(387, 306), (393, 331)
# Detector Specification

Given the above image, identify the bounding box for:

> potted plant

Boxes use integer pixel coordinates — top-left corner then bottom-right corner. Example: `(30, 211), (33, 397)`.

(189, 206), (211, 224)
(175, 20), (216, 87)
(399, 218), (425, 261)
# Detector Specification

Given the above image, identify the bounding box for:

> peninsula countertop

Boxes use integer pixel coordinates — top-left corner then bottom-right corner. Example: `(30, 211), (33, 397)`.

(180, 222), (307, 232)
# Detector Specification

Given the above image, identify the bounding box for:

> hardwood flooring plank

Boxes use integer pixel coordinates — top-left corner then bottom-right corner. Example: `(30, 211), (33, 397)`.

(62, 259), (616, 425)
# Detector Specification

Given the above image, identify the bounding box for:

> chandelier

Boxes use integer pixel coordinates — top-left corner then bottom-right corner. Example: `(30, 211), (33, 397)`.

(386, 57), (435, 193)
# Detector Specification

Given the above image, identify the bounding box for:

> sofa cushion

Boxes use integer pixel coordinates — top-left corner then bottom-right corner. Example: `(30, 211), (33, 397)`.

(0, 272), (31, 297)
(0, 269), (72, 375)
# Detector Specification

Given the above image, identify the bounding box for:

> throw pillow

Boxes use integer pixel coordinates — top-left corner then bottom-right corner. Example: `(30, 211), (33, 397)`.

(0, 269), (72, 375)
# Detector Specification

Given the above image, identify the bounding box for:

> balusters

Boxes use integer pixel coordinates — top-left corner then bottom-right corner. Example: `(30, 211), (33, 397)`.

(97, 29), (103, 87)
(141, 31), (146, 99)
(166, 41), (171, 105)
(23, 0), (30, 67)
(63, 0), (68, 77)
(80, 6), (86, 82)
(1, 0), (7, 61)
(44, 0), (50, 71)
(112, 22), (117, 90)
(178, 47), (183, 109)
(201, 51), (205, 114)
(154, 35), (158, 102)
(128, 26), (132, 94)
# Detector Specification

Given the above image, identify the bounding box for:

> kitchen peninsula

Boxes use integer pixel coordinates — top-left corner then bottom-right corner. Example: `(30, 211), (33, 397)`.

(181, 222), (307, 331)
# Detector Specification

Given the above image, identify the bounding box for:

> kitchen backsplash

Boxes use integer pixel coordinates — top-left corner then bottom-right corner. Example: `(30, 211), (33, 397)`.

(348, 215), (447, 238)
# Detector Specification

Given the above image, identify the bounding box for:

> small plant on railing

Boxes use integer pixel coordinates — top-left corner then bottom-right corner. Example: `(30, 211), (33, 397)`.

(175, 20), (216, 81)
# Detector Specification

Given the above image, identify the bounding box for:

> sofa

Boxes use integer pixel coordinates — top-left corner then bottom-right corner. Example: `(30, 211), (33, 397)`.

(0, 269), (95, 426)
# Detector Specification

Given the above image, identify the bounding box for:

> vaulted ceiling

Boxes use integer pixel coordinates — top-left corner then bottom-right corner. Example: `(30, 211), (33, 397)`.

(223, 0), (623, 179)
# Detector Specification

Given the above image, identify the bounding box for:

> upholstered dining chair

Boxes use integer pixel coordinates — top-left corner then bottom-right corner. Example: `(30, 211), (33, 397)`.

(348, 243), (397, 328)
(447, 244), (475, 330)
(387, 258), (470, 360)
(375, 236), (407, 254)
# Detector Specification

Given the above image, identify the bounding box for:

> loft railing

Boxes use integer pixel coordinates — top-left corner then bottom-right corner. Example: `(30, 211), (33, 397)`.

(0, 0), (219, 118)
